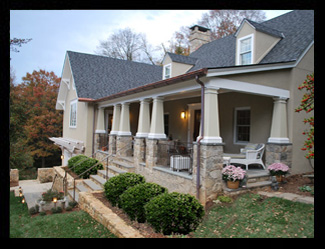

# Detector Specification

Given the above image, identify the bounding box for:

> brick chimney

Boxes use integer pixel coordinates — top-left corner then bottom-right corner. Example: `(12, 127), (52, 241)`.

(189, 25), (211, 53)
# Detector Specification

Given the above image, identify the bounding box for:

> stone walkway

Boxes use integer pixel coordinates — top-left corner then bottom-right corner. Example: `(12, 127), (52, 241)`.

(257, 191), (314, 205)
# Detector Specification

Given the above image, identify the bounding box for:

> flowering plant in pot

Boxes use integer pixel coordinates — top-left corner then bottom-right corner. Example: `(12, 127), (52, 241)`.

(222, 165), (246, 189)
(267, 163), (289, 182)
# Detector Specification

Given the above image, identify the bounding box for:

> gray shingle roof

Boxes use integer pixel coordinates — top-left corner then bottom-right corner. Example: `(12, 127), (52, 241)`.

(166, 52), (198, 65)
(187, 10), (314, 72)
(67, 51), (162, 99)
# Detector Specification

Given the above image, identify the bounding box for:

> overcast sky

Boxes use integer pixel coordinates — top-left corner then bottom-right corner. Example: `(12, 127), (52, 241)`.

(10, 10), (292, 84)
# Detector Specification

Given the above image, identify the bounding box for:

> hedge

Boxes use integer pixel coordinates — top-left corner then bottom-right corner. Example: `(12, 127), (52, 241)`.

(67, 155), (103, 179)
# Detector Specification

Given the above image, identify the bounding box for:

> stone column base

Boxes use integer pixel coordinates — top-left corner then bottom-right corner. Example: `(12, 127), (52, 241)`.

(116, 135), (133, 157)
(108, 134), (117, 155)
(266, 143), (292, 168)
(134, 137), (146, 165)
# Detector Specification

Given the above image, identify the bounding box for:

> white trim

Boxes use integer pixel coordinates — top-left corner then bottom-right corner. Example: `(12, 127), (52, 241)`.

(163, 63), (171, 80)
(201, 136), (223, 144)
(135, 132), (149, 138)
(148, 133), (167, 139)
(69, 99), (78, 128)
(267, 137), (290, 144)
(205, 77), (290, 99)
(234, 19), (256, 37)
(236, 34), (254, 65)
(117, 131), (132, 136)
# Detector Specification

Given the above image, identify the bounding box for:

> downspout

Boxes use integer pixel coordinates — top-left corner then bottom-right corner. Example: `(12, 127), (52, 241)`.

(92, 104), (97, 157)
(195, 75), (205, 200)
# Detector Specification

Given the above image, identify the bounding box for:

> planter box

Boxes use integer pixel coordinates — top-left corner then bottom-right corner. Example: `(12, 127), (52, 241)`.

(36, 197), (67, 212)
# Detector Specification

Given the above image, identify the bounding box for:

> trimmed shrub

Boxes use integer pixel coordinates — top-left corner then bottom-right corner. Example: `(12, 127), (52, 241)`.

(68, 155), (103, 179)
(144, 192), (204, 235)
(120, 182), (168, 223)
(104, 173), (145, 207)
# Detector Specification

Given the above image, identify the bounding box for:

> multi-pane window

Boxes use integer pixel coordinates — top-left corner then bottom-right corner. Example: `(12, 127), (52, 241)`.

(163, 64), (171, 79)
(235, 108), (250, 143)
(239, 37), (252, 65)
(69, 100), (77, 128)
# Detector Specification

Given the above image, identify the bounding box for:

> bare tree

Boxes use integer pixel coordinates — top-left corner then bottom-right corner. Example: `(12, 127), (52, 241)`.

(95, 28), (163, 65)
(199, 10), (266, 39)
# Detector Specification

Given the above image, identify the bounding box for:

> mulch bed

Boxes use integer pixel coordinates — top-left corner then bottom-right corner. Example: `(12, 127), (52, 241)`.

(93, 192), (168, 238)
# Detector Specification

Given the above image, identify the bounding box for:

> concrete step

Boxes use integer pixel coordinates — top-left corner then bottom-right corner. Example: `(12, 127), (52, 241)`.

(76, 182), (89, 192)
(83, 179), (103, 191)
(247, 180), (272, 189)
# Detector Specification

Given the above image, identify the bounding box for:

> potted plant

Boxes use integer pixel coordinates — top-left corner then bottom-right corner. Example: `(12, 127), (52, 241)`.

(222, 165), (246, 189)
(267, 163), (289, 182)
(36, 189), (66, 212)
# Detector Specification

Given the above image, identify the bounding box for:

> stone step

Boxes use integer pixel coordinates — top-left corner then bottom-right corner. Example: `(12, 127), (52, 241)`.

(120, 156), (134, 163)
(90, 174), (107, 186)
(247, 180), (272, 189)
(107, 165), (127, 175)
(112, 160), (135, 170)
(97, 169), (115, 179)
(68, 189), (80, 202)
(83, 179), (103, 191)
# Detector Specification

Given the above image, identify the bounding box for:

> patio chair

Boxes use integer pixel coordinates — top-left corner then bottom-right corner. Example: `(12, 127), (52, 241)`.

(223, 143), (266, 170)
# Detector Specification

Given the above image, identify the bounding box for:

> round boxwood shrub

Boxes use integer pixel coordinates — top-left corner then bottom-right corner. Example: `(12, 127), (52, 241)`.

(104, 173), (145, 207)
(144, 192), (205, 235)
(119, 182), (168, 223)
(68, 155), (103, 179)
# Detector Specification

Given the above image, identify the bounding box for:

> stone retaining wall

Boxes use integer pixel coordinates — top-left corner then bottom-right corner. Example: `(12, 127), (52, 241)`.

(10, 169), (19, 184)
(78, 191), (144, 238)
(37, 167), (55, 183)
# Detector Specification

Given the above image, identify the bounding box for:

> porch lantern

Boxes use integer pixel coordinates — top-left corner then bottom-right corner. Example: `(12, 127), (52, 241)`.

(53, 197), (58, 209)
(181, 111), (186, 119)
(61, 155), (64, 160)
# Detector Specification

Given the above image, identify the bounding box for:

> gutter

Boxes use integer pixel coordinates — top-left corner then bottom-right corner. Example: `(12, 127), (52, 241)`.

(195, 75), (205, 201)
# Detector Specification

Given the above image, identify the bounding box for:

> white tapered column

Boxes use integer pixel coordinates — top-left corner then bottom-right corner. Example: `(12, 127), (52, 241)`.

(268, 97), (290, 143)
(148, 96), (166, 139)
(118, 102), (131, 136)
(136, 98), (151, 138)
(110, 104), (121, 135)
(95, 107), (106, 134)
(201, 88), (223, 144)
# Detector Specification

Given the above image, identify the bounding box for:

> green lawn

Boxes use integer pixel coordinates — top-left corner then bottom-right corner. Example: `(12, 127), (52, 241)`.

(193, 193), (314, 238)
(10, 191), (117, 238)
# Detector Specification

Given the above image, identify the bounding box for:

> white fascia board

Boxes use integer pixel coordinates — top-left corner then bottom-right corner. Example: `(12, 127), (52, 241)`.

(205, 77), (290, 99)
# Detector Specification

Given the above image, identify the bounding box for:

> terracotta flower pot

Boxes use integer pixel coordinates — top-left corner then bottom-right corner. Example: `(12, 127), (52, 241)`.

(227, 180), (240, 189)
(276, 175), (284, 182)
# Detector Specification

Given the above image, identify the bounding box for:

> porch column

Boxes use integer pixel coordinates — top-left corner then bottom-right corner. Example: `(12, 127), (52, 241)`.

(118, 102), (131, 136)
(110, 104), (121, 135)
(201, 88), (223, 144)
(148, 96), (166, 139)
(136, 98), (151, 138)
(268, 97), (290, 143)
(95, 107), (106, 134)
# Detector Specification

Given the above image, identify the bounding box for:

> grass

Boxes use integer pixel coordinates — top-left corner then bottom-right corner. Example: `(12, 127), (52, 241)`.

(193, 193), (314, 238)
(10, 191), (117, 238)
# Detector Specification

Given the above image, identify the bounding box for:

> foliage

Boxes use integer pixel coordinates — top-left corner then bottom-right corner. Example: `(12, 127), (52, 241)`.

(10, 38), (32, 53)
(10, 192), (117, 238)
(193, 193), (314, 238)
(41, 189), (64, 202)
(222, 165), (246, 182)
(68, 155), (103, 179)
(299, 185), (314, 195)
(217, 195), (233, 203)
(144, 192), (205, 235)
(119, 182), (168, 223)
(10, 69), (63, 169)
(51, 207), (63, 214)
(267, 163), (290, 176)
(295, 73), (314, 159)
(104, 173), (145, 207)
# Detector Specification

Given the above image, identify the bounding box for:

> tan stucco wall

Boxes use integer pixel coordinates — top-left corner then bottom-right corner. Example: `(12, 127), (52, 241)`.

(163, 54), (194, 78)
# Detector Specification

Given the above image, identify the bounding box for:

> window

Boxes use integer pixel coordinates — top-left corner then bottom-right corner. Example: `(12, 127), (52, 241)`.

(69, 99), (77, 128)
(163, 64), (171, 79)
(234, 107), (250, 143)
(238, 35), (253, 65)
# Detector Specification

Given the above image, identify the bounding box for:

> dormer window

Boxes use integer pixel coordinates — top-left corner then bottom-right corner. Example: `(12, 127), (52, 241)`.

(163, 64), (171, 79)
(237, 34), (254, 65)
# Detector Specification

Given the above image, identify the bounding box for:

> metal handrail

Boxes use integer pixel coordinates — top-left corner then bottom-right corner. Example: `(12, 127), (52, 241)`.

(71, 141), (132, 201)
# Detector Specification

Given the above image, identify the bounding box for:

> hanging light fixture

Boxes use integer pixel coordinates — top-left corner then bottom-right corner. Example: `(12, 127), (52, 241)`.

(181, 111), (186, 119)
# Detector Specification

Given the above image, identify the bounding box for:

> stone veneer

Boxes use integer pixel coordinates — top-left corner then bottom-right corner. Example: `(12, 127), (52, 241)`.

(37, 167), (55, 183)
(116, 135), (133, 157)
(265, 143), (293, 168)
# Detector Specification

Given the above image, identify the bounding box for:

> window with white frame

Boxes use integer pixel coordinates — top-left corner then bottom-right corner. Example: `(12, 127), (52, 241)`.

(69, 99), (77, 128)
(163, 64), (171, 79)
(238, 35), (253, 65)
(234, 107), (250, 143)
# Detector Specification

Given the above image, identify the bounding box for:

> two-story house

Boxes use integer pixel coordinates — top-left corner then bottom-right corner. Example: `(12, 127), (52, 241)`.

(52, 10), (314, 204)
